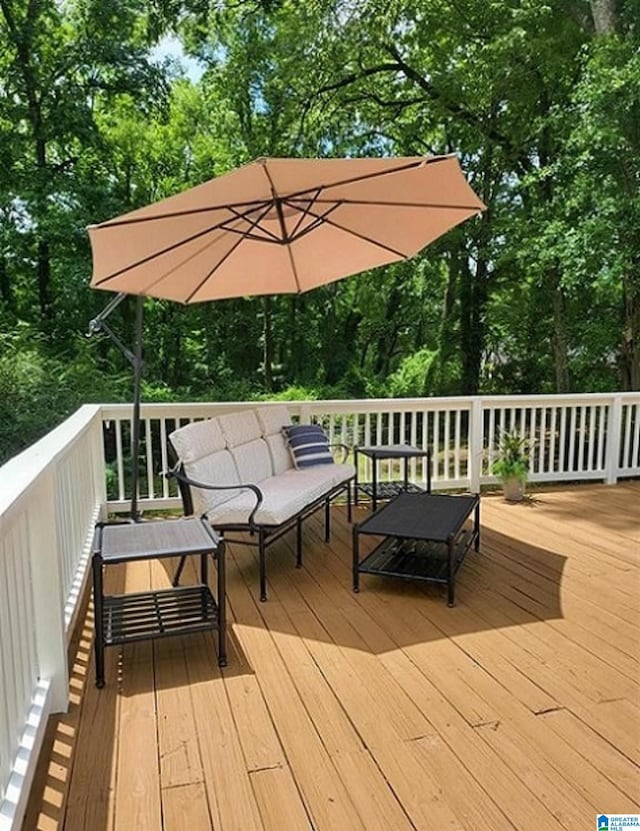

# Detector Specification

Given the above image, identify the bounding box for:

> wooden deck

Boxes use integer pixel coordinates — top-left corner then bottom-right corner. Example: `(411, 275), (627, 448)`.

(24, 482), (640, 831)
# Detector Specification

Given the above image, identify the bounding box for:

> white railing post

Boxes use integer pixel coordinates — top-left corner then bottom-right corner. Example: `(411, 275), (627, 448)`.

(28, 471), (68, 714)
(299, 403), (312, 425)
(606, 395), (622, 485)
(469, 397), (483, 493)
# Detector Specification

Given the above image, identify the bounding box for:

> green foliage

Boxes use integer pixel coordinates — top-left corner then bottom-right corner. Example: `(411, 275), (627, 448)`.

(1, 0), (638, 464)
(387, 349), (437, 398)
(492, 429), (530, 483)
(0, 326), (129, 463)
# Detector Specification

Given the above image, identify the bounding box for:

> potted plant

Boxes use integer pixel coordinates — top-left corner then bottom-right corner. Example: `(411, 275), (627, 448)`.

(492, 429), (530, 502)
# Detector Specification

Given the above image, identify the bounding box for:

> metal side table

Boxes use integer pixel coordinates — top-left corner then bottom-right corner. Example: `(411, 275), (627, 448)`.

(354, 444), (431, 511)
(92, 518), (226, 688)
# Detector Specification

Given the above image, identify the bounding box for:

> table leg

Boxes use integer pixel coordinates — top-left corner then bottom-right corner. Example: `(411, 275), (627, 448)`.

(403, 456), (409, 492)
(372, 458), (378, 511)
(259, 530), (268, 602)
(296, 517), (303, 567)
(92, 553), (105, 688)
(447, 536), (455, 607)
(474, 499), (481, 552)
(352, 525), (360, 592)
(217, 539), (227, 667)
(354, 448), (360, 506)
(324, 496), (331, 542)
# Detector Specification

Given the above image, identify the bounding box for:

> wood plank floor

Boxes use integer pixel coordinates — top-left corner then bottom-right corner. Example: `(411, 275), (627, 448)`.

(24, 482), (640, 831)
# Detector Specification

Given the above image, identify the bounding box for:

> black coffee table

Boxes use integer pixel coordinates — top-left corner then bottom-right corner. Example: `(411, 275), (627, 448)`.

(352, 492), (480, 606)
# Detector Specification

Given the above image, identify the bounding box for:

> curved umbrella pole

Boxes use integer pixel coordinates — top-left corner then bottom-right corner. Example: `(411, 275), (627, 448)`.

(87, 292), (144, 519)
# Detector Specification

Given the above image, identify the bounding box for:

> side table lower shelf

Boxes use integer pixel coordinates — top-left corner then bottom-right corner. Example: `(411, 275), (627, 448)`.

(102, 585), (219, 646)
(356, 481), (424, 503)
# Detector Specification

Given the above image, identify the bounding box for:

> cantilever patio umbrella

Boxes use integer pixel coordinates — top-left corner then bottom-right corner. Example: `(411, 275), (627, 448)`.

(87, 154), (485, 514)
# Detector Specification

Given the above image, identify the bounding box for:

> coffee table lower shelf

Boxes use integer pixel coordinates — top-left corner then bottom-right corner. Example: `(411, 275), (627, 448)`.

(102, 585), (219, 647)
(356, 528), (475, 586)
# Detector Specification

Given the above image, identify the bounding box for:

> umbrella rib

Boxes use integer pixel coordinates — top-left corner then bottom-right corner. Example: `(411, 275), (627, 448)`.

(291, 198), (481, 211)
(93, 208), (269, 287)
(282, 201), (342, 243)
(281, 155), (451, 201)
(293, 203), (410, 259)
(94, 198), (273, 229)
(183, 201), (276, 303)
(183, 235), (246, 303)
(227, 206), (281, 243)
(286, 188), (322, 238)
(261, 160), (302, 291)
(92, 156), (455, 230)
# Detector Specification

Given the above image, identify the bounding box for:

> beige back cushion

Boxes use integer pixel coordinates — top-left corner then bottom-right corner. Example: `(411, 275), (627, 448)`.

(255, 404), (292, 436)
(169, 419), (241, 515)
(218, 410), (262, 448)
(255, 404), (294, 475)
(231, 438), (272, 484)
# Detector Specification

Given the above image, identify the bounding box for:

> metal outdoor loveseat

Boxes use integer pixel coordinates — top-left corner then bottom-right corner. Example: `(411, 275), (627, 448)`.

(168, 404), (354, 601)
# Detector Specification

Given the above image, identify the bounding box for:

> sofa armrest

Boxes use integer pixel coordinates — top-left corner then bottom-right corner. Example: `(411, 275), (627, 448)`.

(165, 465), (264, 529)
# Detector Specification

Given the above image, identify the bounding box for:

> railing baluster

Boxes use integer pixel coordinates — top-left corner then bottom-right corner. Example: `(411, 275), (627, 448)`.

(444, 409), (451, 481)
(145, 418), (154, 500)
(433, 410), (440, 483)
(454, 409), (461, 481)
(485, 407), (497, 474)
(422, 410), (429, 487)
(632, 403), (640, 470)
(160, 419), (169, 498)
(568, 407), (577, 473)
(409, 410), (417, 481)
(529, 407), (536, 472)
(115, 419), (124, 502)
(578, 406), (586, 472)
(538, 407), (546, 474)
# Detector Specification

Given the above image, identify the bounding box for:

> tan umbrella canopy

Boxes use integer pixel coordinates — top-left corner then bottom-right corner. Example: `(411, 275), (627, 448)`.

(88, 154), (484, 516)
(88, 154), (484, 302)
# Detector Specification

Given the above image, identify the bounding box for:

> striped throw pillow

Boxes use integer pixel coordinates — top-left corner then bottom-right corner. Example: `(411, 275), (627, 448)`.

(283, 424), (333, 468)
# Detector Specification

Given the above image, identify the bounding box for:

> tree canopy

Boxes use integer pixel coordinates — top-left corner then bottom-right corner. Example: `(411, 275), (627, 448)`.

(1, 0), (638, 462)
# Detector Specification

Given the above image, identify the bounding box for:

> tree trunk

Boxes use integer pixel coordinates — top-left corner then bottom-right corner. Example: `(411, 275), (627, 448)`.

(37, 238), (53, 326)
(460, 213), (491, 396)
(427, 246), (459, 392)
(1, 1), (53, 326)
(621, 266), (640, 390)
(590, 0), (618, 34)
(551, 276), (571, 392)
(0, 255), (12, 307)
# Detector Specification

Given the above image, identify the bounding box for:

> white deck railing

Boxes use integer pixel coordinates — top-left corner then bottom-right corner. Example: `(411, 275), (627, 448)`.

(0, 391), (639, 830)
(0, 406), (105, 831)
(100, 392), (640, 512)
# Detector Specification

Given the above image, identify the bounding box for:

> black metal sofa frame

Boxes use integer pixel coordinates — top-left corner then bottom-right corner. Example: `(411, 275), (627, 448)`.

(167, 443), (353, 602)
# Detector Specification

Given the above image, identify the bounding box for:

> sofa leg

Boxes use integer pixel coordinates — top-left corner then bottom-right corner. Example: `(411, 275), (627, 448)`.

(296, 517), (303, 567)
(259, 530), (267, 601)
(325, 497), (331, 542)
(173, 555), (187, 587)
